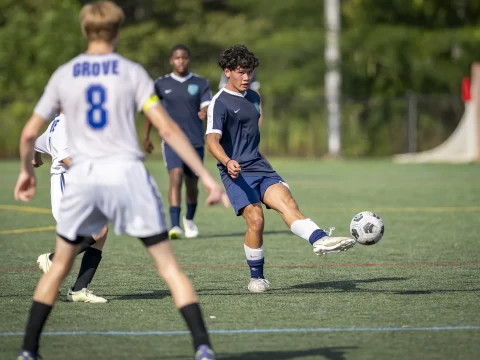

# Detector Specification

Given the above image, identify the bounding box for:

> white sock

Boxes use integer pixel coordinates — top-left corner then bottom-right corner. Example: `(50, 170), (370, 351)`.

(244, 244), (264, 260)
(290, 218), (327, 244)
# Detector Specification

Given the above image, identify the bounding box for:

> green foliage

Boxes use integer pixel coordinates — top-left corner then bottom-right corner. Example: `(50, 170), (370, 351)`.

(1, 0), (479, 156)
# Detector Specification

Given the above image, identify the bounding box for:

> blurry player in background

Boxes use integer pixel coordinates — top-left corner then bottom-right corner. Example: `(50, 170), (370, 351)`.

(14, 2), (227, 359)
(34, 113), (108, 303)
(206, 45), (356, 294)
(143, 44), (212, 240)
(218, 69), (263, 125)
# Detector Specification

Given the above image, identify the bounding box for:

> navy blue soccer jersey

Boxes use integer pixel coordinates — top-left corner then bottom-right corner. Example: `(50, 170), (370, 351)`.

(206, 88), (275, 185)
(155, 73), (211, 147)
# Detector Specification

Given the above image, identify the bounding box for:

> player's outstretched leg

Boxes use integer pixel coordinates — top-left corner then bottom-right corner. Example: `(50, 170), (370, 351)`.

(263, 183), (356, 256)
(242, 203), (270, 293)
(67, 226), (108, 303)
(168, 168), (184, 239)
(18, 235), (79, 360)
(140, 233), (215, 359)
(183, 175), (200, 238)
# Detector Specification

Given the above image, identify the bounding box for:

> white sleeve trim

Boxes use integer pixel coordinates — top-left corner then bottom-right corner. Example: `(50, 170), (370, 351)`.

(200, 100), (211, 108)
(206, 129), (222, 137)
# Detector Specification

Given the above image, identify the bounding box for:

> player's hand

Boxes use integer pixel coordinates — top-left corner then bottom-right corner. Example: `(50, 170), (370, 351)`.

(198, 108), (207, 121)
(200, 175), (230, 208)
(143, 137), (154, 154)
(14, 171), (36, 202)
(32, 158), (43, 168)
(226, 159), (241, 179)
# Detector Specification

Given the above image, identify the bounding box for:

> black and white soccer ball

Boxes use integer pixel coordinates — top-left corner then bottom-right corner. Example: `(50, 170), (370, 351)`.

(350, 211), (384, 245)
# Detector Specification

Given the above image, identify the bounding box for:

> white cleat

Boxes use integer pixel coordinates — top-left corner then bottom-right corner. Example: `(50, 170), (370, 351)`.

(37, 253), (52, 274)
(183, 216), (199, 238)
(312, 236), (356, 256)
(248, 278), (270, 293)
(67, 288), (108, 303)
(168, 226), (183, 240)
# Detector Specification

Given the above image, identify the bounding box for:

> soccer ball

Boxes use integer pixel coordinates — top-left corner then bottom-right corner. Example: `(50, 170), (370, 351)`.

(350, 211), (384, 245)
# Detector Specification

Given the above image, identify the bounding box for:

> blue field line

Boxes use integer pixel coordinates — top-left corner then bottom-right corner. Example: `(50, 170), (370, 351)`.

(1, 326), (480, 337)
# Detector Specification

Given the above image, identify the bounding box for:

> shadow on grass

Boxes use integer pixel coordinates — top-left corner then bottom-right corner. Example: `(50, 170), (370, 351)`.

(219, 346), (358, 360)
(197, 230), (291, 239)
(162, 346), (357, 360)
(288, 277), (480, 295)
(290, 277), (408, 292)
(108, 290), (170, 300)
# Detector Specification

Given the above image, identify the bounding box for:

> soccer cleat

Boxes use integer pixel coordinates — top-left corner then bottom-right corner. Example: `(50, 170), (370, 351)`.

(67, 288), (108, 303)
(312, 236), (356, 256)
(247, 278), (270, 293)
(183, 216), (199, 238)
(195, 345), (216, 360)
(36, 253), (52, 274)
(168, 226), (183, 240)
(17, 350), (39, 360)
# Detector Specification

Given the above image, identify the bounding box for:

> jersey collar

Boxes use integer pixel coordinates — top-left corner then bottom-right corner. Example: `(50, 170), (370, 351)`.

(222, 88), (247, 97)
(170, 72), (194, 83)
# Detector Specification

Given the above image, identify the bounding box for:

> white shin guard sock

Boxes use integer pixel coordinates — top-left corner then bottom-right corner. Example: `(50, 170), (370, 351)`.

(290, 218), (325, 242)
(244, 244), (264, 260)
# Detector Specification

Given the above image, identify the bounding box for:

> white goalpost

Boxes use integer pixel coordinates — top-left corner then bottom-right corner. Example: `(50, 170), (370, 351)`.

(393, 63), (480, 164)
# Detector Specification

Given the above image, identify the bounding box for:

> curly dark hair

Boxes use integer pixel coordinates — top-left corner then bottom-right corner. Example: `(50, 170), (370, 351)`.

(218, 45), (259, 71)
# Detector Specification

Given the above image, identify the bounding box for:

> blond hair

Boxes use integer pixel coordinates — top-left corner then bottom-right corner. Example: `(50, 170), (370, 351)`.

(80, 1), (125, 42)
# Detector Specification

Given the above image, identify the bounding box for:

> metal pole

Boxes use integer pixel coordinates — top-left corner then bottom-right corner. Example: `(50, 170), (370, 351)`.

(325, 0), (341, 156)
(407, 91), (417, 153)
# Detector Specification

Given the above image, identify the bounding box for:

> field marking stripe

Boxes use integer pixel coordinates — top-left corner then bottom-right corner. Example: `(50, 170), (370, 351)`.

(1, 263), (479, 271)
(0, 226), (56, 235)
(0, 205), (51, 214)
(1, 326), (479, 337)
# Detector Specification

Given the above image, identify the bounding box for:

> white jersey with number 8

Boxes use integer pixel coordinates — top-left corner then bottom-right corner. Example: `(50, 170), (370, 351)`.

(34, 53), (153, 164)
(33, 52), (166, 240)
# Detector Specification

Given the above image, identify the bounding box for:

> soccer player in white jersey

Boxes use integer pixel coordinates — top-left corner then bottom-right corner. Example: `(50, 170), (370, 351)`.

(34, 113), (108, 303)
(14, 2), (227, 360)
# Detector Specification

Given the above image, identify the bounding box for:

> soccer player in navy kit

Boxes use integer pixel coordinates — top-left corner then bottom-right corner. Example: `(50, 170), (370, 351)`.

(206, 45), (356, 293)
(219, 70), (263, 126)
(144, 44), (212, 240)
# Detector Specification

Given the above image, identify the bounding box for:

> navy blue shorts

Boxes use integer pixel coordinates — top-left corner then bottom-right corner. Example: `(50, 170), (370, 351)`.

(162, 142), (204, 178)
(225, 174), (288, 216)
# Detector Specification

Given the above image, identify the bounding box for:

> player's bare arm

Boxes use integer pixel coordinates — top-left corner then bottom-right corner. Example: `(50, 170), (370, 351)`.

(145, 104), (229, 207)
(142, 116), (154, 153)
(15, 114), (46, 202)
(206, 133), (241, 178)
(198, 106), (208, 121)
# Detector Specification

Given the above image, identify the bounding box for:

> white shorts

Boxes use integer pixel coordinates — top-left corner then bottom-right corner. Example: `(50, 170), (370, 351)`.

(56, 160), (167, 241)
(51, 173), (67, 222)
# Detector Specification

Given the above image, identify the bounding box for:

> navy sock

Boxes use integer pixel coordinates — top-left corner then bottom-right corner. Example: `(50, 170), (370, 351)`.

(170, 206), (181, 228)
(308, 229), (328, 245)
(247, 258), (265, 279)
(186, 202), (197, 220)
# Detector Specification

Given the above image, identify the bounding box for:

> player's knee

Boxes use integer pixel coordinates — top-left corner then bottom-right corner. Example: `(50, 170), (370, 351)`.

(277, 195), (299, 214)
(169, 168), (183, 187)
(50, 259), (73, 277)
(246, 211), (264, 232)
(157, 263), (183, 281)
